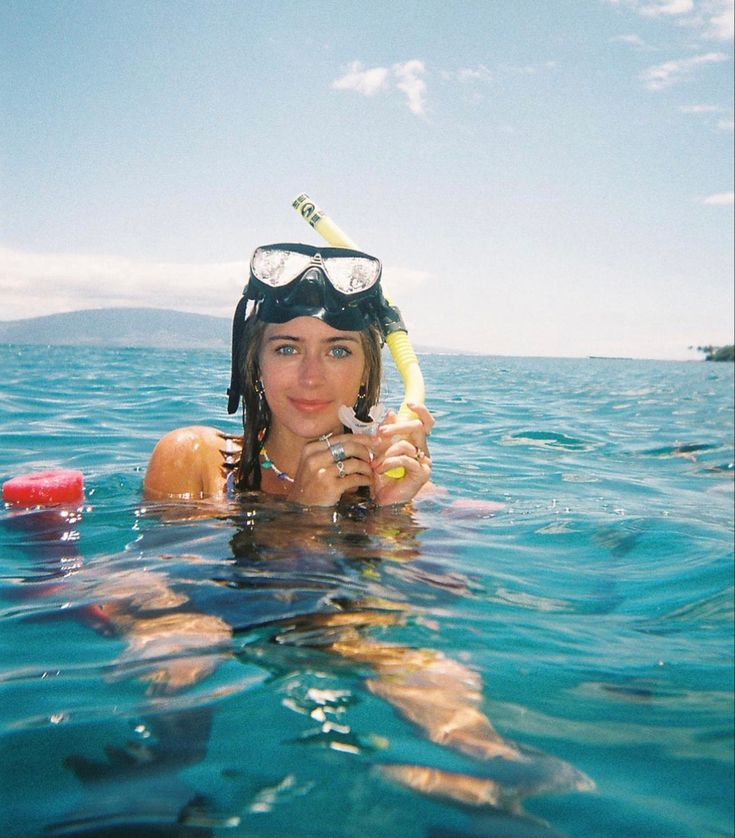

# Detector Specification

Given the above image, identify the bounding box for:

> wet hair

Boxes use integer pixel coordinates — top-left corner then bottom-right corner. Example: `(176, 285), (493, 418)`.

(234, 311), (383, 491)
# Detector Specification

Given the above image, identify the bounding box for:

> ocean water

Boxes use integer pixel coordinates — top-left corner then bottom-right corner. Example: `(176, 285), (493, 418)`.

(0, 344), (732, 838)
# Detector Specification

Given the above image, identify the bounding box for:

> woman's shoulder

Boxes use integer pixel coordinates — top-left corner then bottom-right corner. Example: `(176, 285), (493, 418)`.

(144, 426), (242, 499)
(155, 424), (230, 448)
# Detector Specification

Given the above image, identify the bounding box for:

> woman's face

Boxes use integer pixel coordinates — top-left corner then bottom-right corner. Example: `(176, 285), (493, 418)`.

(258, 316), (366, 442)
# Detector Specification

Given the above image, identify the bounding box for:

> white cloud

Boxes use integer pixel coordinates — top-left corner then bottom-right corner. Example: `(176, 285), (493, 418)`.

(703, 0), (734, 39)
(677, 103), (733, 127)
(358, 58), (557, 113)
(332, 59), (427, 116)
(451, 64), (493, 83)
(444, 61), (555, 84)
(497, 61), (558, 77)
(611, 32), (651, 47)
(392, 60), (427, 116)
(0, 246), (246, 321)
(609, 0), (733, 40)
(640, 51), (728, 89)
(639, 0), (694, 17)
(701, 191), (734, 204)
(331, 61), (389, 96)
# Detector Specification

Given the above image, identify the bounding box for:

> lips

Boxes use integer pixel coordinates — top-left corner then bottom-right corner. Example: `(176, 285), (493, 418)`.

(288, 398), (333, 414)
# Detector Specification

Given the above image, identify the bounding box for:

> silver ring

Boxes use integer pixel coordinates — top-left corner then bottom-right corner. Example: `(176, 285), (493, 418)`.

(336, 461), (346, 478)
(330, 442), (347, 463)
(319, 433), (333, 450)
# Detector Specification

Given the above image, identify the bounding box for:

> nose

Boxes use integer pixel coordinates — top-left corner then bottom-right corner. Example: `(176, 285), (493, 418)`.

(298, 351), (326, 387)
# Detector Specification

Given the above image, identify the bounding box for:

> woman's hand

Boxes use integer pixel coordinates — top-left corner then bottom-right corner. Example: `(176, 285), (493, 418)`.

(287, 433), (374, 507)
(366, 402), (434, 507)
(286, 403), (434, 508)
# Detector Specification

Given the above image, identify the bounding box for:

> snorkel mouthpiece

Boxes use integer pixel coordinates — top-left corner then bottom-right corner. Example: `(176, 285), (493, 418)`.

(338, 403), (388, 436)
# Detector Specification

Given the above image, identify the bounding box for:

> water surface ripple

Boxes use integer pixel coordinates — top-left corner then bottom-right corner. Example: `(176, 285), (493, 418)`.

(1, 346), (732, 838)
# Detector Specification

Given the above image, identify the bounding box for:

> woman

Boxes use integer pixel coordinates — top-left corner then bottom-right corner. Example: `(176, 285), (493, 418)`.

(143, 242), (433, 507)
(100, 242), (591, 814)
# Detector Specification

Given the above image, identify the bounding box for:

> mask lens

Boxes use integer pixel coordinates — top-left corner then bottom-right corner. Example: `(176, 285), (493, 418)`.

(252, 248), (312, 287)
(323, 256), (381, 294)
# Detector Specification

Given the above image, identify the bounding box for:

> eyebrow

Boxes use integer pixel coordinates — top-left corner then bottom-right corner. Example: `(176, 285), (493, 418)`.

(266, 334), (360, 344)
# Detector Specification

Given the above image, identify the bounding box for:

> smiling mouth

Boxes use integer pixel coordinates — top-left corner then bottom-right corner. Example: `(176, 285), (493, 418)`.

(289, 398), (333, 413)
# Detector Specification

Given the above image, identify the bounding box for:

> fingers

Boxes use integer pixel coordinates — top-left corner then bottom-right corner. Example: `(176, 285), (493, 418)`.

(407, 402), (435, 436)
(315, 434), (373, 464)
(287, 435), (375, 506)
(375, 438), (432, 477)
(285, 405), (436, 507)
(375, 415), (433, 451)
(371, 438), (433, 507)
(352, 405), (433, 484)
(378, 403), (434, 436)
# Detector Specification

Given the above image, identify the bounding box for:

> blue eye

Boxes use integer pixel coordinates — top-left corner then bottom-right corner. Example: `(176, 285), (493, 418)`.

(275, 344), (297, 355)
(330, 346), (352, 359)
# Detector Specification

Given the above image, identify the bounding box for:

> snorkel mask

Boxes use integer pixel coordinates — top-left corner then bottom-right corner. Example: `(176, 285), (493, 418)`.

(227, 242), (405, 414)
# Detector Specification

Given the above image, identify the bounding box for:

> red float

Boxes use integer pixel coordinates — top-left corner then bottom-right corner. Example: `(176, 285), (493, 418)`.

(2, 470), (85, 507)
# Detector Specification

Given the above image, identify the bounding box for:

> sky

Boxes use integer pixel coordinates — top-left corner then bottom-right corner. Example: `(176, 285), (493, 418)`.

(1, 0), (733, 359)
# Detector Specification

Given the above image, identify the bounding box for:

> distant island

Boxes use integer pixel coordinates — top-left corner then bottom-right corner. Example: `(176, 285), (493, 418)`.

(696, 345), (735, 362)
(0, 307), (462, 354)
(0, 308), (231, 349)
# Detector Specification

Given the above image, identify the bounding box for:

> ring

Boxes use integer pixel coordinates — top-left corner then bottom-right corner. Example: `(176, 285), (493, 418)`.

(336, 461), (346, 478)
(330, 442), (347, 463)
(415, 449), (426, 462)
(319, 433), (333, 450)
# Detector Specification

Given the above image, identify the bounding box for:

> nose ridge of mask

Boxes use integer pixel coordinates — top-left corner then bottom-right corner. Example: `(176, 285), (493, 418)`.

(295, 268), (326, 308)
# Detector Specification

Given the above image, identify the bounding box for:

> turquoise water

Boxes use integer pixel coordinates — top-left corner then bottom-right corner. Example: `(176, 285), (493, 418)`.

(0, 345), (732, 838)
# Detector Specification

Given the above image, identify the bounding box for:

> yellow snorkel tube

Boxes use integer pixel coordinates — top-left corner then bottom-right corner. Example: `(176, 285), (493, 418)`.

(292, 193), (425, 478)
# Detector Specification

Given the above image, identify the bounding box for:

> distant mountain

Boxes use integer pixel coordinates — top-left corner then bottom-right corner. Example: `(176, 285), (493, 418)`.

(0, 308), (231, 349)
(0, 307), (466, 353)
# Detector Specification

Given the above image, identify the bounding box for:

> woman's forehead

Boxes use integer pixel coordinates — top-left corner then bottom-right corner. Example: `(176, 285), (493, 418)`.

(262, 317), (361, 340)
